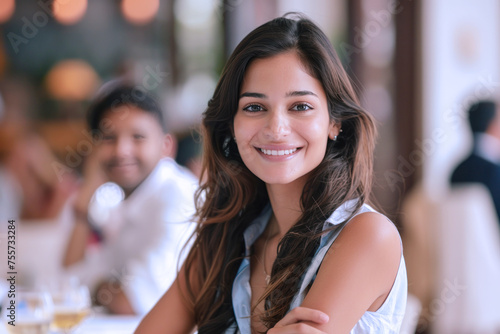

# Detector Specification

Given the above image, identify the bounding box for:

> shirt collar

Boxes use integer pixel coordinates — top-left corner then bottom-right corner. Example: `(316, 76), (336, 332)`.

(242, 199), (360, 254)
(242, 204), (272, 255)
(475, 133), (500, 163)
(323, 198), (360, 227)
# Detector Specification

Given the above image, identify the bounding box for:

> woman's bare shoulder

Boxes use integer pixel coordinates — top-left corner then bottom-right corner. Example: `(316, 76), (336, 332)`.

(336, 211), (401, 253)
(298, 211), (402, 332)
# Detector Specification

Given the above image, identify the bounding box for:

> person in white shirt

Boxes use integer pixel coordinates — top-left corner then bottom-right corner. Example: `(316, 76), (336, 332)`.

(64, 83), (198, 315)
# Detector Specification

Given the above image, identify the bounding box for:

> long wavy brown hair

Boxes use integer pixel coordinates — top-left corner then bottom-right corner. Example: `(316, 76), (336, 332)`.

(182, 14), (377, 333)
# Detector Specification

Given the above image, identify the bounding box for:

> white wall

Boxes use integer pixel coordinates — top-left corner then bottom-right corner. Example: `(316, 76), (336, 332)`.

(421, 0), (500, 199)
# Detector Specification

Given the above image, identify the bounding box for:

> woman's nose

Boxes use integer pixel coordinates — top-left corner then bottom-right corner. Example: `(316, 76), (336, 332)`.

(264, 110), (291, 140)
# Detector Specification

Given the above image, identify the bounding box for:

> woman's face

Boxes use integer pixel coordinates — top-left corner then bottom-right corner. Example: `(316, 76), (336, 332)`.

(233, 51), (339, 186)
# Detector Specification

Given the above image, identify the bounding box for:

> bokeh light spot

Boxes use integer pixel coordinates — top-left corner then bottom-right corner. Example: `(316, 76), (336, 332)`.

(53, 0), (88, 25)
(45, 59), (100, 101)
(121, 0), (159, 25)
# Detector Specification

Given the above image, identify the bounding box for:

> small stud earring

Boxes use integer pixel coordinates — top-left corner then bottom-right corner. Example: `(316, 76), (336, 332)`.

(333, 135), (338, 141)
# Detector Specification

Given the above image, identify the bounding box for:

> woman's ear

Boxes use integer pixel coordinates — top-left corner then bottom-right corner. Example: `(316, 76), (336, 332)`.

(328, 122), (341, 140)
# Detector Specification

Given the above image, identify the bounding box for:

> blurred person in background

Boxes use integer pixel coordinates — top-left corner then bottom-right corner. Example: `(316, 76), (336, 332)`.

(0, 80), (79, 303)
(63, 83), (198, 315)
(451, 100), (500, 222)
(0, 125), (77, 220)
(175, 131), (203, 179)
(0, 80), (77, 222)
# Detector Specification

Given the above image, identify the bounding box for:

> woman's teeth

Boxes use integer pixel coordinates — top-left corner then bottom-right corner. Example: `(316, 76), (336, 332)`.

(260, 148), (298, 156)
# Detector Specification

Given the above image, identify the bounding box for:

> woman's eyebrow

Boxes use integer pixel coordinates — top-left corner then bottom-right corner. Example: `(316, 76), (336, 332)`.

(239, 92), (267, 99)
(286, 90), (318, 97)
(239, 91), (318, 99)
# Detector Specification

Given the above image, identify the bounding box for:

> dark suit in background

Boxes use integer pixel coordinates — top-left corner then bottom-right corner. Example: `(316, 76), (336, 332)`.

(451, 151), (500, 222)
(450, 100), (500, 223)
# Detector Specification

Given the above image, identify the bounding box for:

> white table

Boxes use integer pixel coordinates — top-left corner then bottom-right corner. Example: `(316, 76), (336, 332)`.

(73, 315), (141, 334)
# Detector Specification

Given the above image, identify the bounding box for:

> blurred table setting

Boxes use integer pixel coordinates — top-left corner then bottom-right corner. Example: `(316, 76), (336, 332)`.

(0, 199), (143, 334)
(0, 312), (141, 334)
(70, 314), (141, 334)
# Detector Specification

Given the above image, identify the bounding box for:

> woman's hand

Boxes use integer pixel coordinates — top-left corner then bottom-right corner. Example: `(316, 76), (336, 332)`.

(268, 307), (329, 333)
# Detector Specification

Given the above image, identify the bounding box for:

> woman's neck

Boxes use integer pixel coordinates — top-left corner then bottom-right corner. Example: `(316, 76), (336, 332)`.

(265, 178), (306, 238)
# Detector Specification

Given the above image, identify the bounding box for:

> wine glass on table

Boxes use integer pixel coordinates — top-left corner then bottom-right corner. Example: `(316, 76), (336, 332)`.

(1, 289), (54, 334)
(50, 284), (91, 334)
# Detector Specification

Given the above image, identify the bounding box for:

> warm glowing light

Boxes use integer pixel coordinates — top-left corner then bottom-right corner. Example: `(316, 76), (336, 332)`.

(45, 60), (100, 101)
(0, 0), (15, 23)
(121, 0), (159, 25)
(53, 0), (88, 25)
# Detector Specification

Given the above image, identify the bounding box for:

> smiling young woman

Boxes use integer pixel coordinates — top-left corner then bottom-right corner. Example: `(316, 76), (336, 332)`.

(234, 51), (339, 187)
(135, 13), (407, 334)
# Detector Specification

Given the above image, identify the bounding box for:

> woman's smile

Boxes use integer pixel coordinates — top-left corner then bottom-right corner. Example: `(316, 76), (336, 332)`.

(256, 146), (301, 160)
(233, 51), (339, 186)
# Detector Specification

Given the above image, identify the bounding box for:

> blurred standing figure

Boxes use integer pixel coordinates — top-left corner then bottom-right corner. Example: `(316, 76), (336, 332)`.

(64, 83), (198, 315)
(451, 100), (500, 222)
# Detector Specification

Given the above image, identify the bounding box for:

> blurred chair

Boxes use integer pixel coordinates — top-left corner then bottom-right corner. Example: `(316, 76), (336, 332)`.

(431, 184), (500, 333)
(0, 197), (76, 306)
(401, 183), (438, 329)
(17, 201), (76, 287)
(402, 183), (500, 333)
(400, 293), (422, 334)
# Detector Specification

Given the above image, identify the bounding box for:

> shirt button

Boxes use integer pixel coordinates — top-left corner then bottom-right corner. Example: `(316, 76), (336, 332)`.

(241, 304), (249, 316)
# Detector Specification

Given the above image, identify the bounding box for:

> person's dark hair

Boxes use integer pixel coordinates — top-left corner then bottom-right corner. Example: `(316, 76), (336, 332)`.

(87, 83), (167, 134)
(468, 100), (497, 134)
(183, 14), (377, 332)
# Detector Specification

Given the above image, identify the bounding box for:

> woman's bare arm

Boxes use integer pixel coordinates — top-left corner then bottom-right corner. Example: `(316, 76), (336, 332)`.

(272, 212), (402, 333)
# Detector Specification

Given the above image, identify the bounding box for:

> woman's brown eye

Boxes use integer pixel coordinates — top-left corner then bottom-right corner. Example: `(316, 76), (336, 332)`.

(292, 104), (312, 111)
(244, 104), (264, 112)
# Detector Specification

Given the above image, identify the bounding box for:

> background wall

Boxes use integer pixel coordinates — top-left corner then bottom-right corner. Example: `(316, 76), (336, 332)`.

(421, 0), (500, 199)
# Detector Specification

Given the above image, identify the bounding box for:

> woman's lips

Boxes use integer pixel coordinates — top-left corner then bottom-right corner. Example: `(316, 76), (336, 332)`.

(255, 146), (302, 160)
